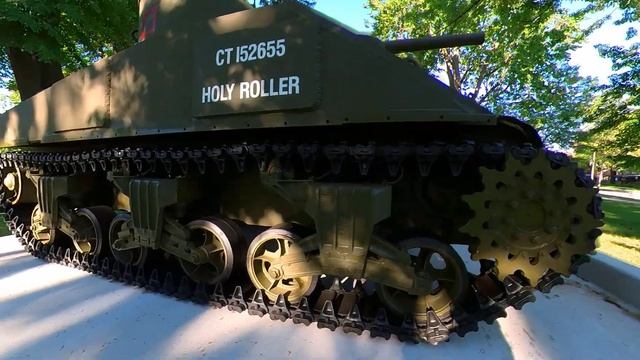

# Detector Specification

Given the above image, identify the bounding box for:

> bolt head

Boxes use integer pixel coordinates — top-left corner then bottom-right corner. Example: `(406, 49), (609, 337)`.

(269, 269), (282, 279)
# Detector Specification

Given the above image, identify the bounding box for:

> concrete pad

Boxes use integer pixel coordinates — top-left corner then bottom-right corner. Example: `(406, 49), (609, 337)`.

(578, 253), (640, 313)
(1, 235), (639, 359)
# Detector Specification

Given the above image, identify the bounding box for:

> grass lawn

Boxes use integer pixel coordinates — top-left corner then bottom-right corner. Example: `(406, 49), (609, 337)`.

(0, 216), (8, 236)
(597, 199), (640, 267)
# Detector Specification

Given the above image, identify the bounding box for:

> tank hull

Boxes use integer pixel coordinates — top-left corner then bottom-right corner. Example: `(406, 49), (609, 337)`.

(0, 0), (602, 345)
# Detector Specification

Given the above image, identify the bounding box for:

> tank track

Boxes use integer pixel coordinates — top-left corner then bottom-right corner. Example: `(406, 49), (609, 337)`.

(0, 140), (601, 344)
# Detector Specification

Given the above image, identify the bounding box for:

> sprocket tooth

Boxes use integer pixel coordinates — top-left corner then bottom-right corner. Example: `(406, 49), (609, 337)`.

(539, 253), (573, 277)
(495, 253), (547, 284)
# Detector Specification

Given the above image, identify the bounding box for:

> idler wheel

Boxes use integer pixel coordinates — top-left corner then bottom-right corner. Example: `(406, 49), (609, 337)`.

(109, 213), (147, 267)
(179, 217), (245, 284)
(73, 206), (116, 255)
(31, 205), (53, 244)
(246, 227), (318, 302)
(377, 238), (469, 323)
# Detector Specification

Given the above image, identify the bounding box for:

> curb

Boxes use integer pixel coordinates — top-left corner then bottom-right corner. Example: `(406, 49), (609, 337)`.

(577, 253), (640, 313)
(600, 194), (640, 204)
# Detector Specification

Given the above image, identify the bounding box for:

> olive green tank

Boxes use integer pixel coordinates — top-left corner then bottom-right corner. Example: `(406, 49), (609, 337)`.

(0, 0), (602, 344)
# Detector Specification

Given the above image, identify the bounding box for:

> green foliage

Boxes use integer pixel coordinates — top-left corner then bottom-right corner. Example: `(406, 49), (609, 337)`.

(254, 0), (317, 7)
(574, 1), (640, 172)
(0, 0), (138, 89)
(367, 0), (599, 146)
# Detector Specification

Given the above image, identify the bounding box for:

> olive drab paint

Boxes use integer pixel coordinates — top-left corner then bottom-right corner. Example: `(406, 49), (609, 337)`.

(0, 0), (500, 147)
(0, 0), (604, 343)
(192, 17), (319, 117)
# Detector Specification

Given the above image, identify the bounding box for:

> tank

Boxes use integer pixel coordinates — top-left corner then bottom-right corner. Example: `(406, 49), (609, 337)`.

(0, 0), (603, 344)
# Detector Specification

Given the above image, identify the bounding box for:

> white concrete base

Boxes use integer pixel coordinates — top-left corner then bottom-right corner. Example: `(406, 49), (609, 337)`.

(578, 253), (640, 313)
(1, 235), (639, 359)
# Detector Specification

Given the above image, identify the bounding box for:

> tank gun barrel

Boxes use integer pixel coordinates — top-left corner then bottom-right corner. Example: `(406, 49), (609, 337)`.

(384, 32), (485, 53)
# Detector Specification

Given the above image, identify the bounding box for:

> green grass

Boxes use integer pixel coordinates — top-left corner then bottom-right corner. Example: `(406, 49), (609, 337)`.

(0, 217), (9, 236)
(597, 199), (640, 267)
(601, 200), (640, 238)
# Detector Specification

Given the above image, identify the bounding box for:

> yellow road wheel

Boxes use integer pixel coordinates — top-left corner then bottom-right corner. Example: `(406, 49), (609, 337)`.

(246, 228), (317, 302)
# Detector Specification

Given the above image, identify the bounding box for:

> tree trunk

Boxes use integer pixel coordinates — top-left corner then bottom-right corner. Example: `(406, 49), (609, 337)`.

(7, 47), (64, 101)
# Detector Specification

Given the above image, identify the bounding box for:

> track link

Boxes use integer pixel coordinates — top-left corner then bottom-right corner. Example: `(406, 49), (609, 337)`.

(0, 140), (601, 344)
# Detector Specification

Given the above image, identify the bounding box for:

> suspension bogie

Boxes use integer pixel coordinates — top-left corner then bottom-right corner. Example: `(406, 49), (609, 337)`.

(0, 137), (602, 344)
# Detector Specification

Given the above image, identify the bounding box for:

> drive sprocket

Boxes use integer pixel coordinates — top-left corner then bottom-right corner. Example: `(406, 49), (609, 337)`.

(461, 150), (603, 284)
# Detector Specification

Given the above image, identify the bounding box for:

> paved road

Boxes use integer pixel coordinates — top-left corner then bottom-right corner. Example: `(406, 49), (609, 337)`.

(1, 236), (639, 360)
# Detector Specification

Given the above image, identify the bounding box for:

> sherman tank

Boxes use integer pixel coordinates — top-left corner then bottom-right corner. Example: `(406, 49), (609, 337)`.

(0, 0), (603, 344)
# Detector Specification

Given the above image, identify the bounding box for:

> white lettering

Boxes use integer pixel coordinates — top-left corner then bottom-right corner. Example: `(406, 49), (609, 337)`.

(269, 78), (279, 96)
(211, 85), (220, 102)
(240, 82), (250, 99)
(216, 38), (287, 66)
(224, 83), (235, 101)
(289, 76), (300, 95)
(202, 86), (211, 103)
(225, 48), (233, 65)
(203, 76), (300, 102)
(279, 77), (288, 95)
(250, 80), (261, 98)
(216, 50), (226, 66)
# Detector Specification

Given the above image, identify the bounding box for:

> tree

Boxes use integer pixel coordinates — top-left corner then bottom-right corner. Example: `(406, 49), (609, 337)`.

(0, 0), (138, 101)
(253, 0), (317, 7)
(574, 2), (640, 173)
(367, 0), (600, 146)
